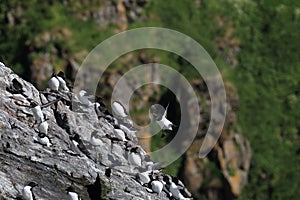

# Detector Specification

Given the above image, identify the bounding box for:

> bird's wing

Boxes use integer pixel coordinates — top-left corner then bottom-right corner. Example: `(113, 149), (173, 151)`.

(162, 103), (170, 118)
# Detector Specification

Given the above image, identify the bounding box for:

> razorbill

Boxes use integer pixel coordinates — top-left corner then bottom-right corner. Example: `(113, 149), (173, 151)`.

(48, 73), (60, 91)
(37, 133), (52, 147)
(30, 101), (44, 124)
(128, 147), (142, 166)
(38, 120), (48, 134)
(111, 101), (128, 118)
(137, 171), (151, 185)
(56, 71), (70, 91)
(113, 127), (127, 141)
(22, 182), (37, 200)
(151, 103), (174, 131)
(90, 131), (104, 146)
(70, 134), (91, 158)
(66, 186), (81, 200)
(164, 176), (191, 200)
(77, 90), (93, 106)
(150, 180), (163, 194)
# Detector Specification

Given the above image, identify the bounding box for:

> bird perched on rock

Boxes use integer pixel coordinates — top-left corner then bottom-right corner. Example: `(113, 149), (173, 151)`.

(149, 180), (164, 195)
(22, 182), (37, 200)
(164, 176), (192, 200)
(113, 126), (127, 141)
(111, 101), (128, 118)
(38, 120), (48, 134)
(56, 71), (70, 92)
(128, 147), (143, 167)
(48, 73), (60, 92)
(136, 171), (151, 185)
(77, 90), (93, 107)
(66, 186), (81, 200)
(36, 133), (52, 147)
(30, 101), (44, 124)
(90, 131), (104, 146)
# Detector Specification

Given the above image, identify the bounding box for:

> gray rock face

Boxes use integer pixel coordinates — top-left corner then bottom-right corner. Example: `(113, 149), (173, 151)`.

(0, 64), (188, 199)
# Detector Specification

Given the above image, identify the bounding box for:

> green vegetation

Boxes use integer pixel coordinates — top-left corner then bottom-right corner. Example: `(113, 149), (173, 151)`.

(0, 0), (299, 199)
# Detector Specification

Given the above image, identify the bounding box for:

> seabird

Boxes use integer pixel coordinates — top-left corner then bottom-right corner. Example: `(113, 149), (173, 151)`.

(90, 131), (104, 146)
(150, 180), (163, 194)
(30, 101), (44, 124)
(66, 186), (81, 200)
(36, 133), (52, 147)
(70, 134), (91, 158)
(113, 126), (127, 141)
(128, 147), (142, 166)
(38, 120), (48, 134)
(164, 176), (191, 200)
(48, 73), (60, 91)
(56, 71), (70, 91)
(77, 90), (93, 106)
(151, 103), (174, 131)
(111, 101), (128, 118)
(136, 171), (151, 185)
(22, 182), (37, 200)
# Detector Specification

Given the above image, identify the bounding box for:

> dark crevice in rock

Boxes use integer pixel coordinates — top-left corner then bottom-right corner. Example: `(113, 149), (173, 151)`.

(86, 174), (108, 200)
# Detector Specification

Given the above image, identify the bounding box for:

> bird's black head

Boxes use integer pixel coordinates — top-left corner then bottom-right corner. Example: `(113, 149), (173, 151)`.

(30, 101), (38, 108)
(66, 186), (76, 193)
(163, 175), (172, 184)
(51, 72), (57, 77)
(28, 182), (38, 188)
(57, 71), (65, 78)
(130, 146), (139, 153)
(38, 133), (46, 138)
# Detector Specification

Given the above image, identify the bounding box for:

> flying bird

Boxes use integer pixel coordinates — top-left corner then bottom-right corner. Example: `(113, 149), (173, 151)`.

(150, 103), (174, 133)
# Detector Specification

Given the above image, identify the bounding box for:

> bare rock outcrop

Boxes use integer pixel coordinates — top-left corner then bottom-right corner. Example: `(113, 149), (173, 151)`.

(0, 63), (188, 199)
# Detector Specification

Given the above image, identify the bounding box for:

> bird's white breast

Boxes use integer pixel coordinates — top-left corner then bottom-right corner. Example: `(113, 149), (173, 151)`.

(151, 180), (163, 194)
(48, 77), (59, 91)
(22, 186), (33, 200)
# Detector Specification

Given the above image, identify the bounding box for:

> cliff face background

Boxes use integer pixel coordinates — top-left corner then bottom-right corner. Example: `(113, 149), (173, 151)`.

(0, 0), (299, 199)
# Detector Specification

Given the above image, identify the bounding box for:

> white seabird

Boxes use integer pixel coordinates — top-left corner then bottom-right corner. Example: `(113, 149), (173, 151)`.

(128, 147), (142, 166)
(77, 90), (93, 106)
(38, 121), (48, 134)
(150, 180), (164, 194)
(163, 176), (192, 200)
(57, 71), (69, 91)
(66, 186), (81, 200)
(151, 103), (174, 131)
(48, 73), (60, 91)
(111, 101), (128, 118)
(137, 171), (151, 185)
(90, 131), (104, 146)
(114, 128), (127, 141)
(37, 133), (52, 147)
(22, 182), (37, 200)
(30, 102), (44, 124)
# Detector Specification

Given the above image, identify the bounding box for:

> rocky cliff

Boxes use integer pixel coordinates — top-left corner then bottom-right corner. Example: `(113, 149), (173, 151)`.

(0, 62), (190, 199)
